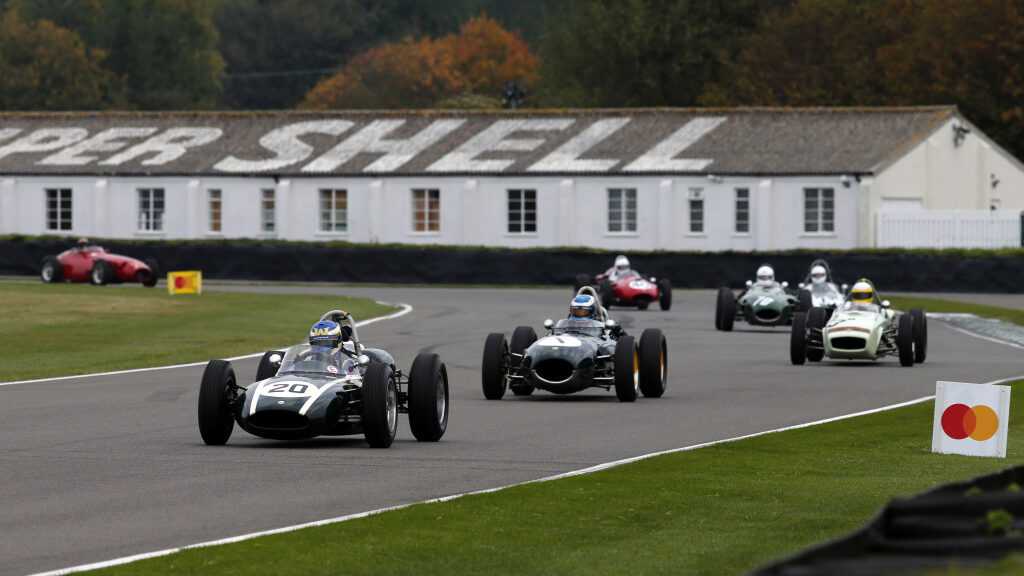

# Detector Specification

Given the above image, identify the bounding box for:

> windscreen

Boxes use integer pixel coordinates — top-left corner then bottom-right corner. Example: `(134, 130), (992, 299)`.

(278, 344), (357, 376)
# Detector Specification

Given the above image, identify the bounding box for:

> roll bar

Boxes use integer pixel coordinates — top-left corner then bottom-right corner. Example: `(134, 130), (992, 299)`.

(574, 285), (609, 323)
(318, 309), (361, 349)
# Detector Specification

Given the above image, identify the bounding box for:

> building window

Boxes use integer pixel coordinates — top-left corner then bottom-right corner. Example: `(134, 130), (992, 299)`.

(208, 189), (222, 233)
(261, 189), (275, 233)
(46, 188), (72, 231)
(735, 188), (750, 234)
(607, 188), (637, 233)
(137, 188), (164, 232)
(319, 189), (347, 233)
(507, 189), (537, 234)
(688, 188), (704, 233)
(412, 189), (440, 232)
(804, 188), (835, 233)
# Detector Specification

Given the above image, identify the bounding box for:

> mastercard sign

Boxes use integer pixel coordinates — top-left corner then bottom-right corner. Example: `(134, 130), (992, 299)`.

(167, 270), (203, 295)
(931, 381), (1010, 458)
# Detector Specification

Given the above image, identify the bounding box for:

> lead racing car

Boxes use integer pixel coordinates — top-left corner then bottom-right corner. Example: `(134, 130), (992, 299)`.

(790, 279), (927, 366)
(715, 264), (799, 331)
(481, 288), (668, 402)
(198, 309), (449, 448)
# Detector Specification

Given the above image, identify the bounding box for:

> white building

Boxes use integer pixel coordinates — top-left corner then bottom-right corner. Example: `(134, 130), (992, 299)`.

(1, 106), (1021, 250)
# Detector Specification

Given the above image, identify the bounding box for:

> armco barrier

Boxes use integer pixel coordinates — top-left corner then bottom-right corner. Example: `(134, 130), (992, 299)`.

(1, 238), (1022, 292)
(751, 466), (1024, 576)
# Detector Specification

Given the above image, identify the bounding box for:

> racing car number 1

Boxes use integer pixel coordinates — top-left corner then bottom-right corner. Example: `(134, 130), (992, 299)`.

(536, 336), (583, 347)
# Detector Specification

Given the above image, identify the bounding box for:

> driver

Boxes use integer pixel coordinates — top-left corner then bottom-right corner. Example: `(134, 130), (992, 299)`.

(846, 279), (879, 311)
(809, 265), (827, 284)
(566, 294), (602, 326)
(605, 255), (632, 281)
(755, 265), (776, 287)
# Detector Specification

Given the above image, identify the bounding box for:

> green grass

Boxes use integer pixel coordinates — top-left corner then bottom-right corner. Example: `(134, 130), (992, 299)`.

(87, 381), (1024, 576)
(0, 282), (394, 382)
(888, 296), (1024, 326)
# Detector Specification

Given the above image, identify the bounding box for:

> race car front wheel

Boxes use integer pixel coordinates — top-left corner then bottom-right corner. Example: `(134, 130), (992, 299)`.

(256, 350), (283, 381)
(198, 360), (236, 445)
(790, 312), (808, 365)
(143, 258), (159, 287)
(897, 314), (915, 367)
(363, 363), (398, 447)
(41, 257), (62, 283)
(638, 329), (667, 398)
(408, 353), (449, 442)
(481, 333), (509, 400)
(90, 260), (113, 286)
(613, 335), (638, 402)
(910, 308), (927, 363)
(658, 279), (672, 311)
(600, 278), (614, 309)
(715, 287), (735, 331)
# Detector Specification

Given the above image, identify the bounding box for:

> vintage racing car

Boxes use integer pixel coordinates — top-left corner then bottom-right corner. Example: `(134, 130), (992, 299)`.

(795, 259), (847, 312)
(40, 238), (158, 287)
(574, 255), (671, 310)
(481, 287), (667, 402)
(715, 265), (799, 330)
(198, 309), (449, 447)
(790, 279), (927, 366)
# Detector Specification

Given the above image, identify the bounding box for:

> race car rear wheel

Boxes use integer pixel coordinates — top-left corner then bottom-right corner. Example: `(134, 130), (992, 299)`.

(658, 279), (672, 310)
(90, 260), (113, 286)
(806, 307), (828, 362)
(481, 333), (508, 400)
(897, 314), (915, 367)
(600, 279), (614, 309)
(910, 308), (928, 364)
(40, 256), (62, 283)
(198, 360), (236, 445)
(638, 329), (667, 398)
(715, 287), (735, 331)
(408, 353), (449, 442)
(613, 335), (638, 402)
(798, 289), (813, 312)
(509, 326), (537, 396)
(255, 350), (283, 381)
(574, 272), (590, 294)
(362, 362), (398, 447)
(790, 312), (808, 365)
(143, 258), (159, 287)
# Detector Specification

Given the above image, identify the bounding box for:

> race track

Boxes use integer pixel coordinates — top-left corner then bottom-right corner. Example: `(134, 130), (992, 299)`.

(2, 286), (1023, 575)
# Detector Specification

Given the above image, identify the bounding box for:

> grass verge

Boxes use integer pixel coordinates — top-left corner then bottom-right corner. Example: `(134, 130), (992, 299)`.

(888, 296), (1024, 326)
(0, 282), (394, 382)
(88, 381), (1024, 576)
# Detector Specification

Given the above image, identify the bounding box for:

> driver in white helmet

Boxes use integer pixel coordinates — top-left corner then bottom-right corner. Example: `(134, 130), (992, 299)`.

(755, 265), (777, 288)
(809, 265), (827, 284)
(605, 255), (633, 281)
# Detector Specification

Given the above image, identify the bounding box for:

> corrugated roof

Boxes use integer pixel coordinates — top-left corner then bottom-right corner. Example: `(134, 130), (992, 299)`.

(0, 106), (956, 177)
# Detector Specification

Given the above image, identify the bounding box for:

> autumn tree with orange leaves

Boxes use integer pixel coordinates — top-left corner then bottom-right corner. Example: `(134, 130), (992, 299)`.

(301, 15), (539, 110)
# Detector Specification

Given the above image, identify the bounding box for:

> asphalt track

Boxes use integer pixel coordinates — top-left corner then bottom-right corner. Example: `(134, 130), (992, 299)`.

(2, 285), (1023, 576)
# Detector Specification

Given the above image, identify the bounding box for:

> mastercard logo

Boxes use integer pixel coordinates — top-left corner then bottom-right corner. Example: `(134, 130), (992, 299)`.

(940, 403), (999, 441)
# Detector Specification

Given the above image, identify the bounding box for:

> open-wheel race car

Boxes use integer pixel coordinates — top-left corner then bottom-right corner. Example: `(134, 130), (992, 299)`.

(198, 309), (449, 448)
(574, 255), (671, 310)
(40, 238), (158, 287)
(715, 265), (799, 331)
(481, 286), (668, 402)
(790, 279), (927, 366)
(795, 259), (847, 312)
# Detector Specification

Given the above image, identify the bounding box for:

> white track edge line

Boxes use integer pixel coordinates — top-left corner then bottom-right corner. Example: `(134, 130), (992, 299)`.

(29, 373), (1024, 576)
(1, 303), (413, 387)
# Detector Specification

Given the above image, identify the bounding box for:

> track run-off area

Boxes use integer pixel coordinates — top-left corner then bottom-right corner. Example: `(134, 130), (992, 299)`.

(3, 285), (1023, 576)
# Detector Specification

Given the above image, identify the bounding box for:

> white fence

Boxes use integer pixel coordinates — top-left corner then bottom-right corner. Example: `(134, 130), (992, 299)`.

(876, 210), (1022, 249)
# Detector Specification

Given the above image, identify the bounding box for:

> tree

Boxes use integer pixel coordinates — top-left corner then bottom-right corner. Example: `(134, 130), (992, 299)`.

(301, 15), (539, 110)
(0, 10), (119, 110)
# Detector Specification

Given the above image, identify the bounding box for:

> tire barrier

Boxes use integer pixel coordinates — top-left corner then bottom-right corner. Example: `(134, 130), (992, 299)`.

(2, 237), (1022, 292)
(751, 466), (1024, 576)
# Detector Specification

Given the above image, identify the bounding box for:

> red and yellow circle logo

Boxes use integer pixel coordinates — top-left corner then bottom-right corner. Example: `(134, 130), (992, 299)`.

(941, 403), (999, 441)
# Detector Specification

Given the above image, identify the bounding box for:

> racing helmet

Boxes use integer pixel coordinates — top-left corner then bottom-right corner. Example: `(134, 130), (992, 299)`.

(309, 320), (342, 349)
(570, 294), (598, 320)
(850, 280), (874, 303)
(756, 265), (775, 287)
(810, 265), (827, 284)
(614, 255), (630, 273)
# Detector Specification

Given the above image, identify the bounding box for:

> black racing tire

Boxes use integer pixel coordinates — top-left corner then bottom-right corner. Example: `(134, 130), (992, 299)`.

(658, 278), (672, 310)
(897, 314), (915, 367)
(198, 360), (236, 445)
(798, 289), (813, 312)
(255, 350), (283, 381)
(143, 258), (159, 287)
(40, 256), (63, 283)
(790, 312), (808, 365)
(362, 362), (398, 447)
(910, 308), (928, 364)
(90, 259), (112, 286)
(806, 307), (828, 362)
(408, 353), (449, 442)
(481, 333), (508, 400)
(716, 287), (735, 331)
(574, 272), (590, 294)
(613, 335), (638, 402)
(638, 329), (667, 398)
(600, 278), (613, 308)
(509, 326), (537, 396)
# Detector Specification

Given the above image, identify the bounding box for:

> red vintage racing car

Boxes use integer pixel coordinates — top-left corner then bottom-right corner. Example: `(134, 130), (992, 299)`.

(40, 239), (159, 287)
(574, 255), (671, 310)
